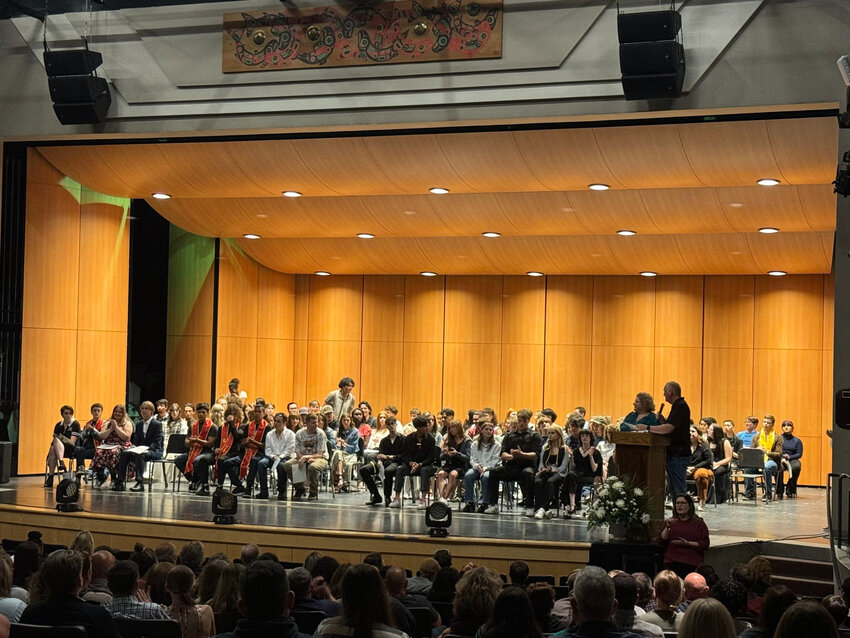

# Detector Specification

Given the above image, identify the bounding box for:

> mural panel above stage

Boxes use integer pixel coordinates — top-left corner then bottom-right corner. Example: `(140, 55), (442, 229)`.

(222, 0), (503, 71)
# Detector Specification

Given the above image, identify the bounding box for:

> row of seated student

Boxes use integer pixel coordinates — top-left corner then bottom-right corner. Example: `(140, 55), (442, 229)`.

(44, 381), (802, 516)
(2, 529), (848, 638)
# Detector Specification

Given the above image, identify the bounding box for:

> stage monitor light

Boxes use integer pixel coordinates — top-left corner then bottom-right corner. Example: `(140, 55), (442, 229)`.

(56, 478), (83, 513)
(212, 487), (240, 524)
(425, 501), (452, 537)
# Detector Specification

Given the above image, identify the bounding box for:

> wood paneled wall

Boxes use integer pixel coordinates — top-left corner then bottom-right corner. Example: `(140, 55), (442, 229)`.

(168, 261), (834, 486)
(19, 151), (130, 474)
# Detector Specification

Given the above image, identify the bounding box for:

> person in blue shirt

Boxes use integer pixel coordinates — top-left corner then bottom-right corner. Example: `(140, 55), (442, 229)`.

(736, 416), (760, 499)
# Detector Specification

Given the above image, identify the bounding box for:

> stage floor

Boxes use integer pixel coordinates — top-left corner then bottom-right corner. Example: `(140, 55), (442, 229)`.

(0, 477), (828, 548)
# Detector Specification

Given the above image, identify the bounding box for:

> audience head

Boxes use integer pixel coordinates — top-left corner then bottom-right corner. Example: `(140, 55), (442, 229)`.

(37, 549), (86, 599)
(433, 549), (452, 569)
(240, 543), (260, 566)
(384, 565), (407, 597)
(747, 556), (773, 594)
(311, 555), (340, 584)
(340, 564), (392, 630)
(775, 600), (839, 638)
(70, 530), (94, 555)
(289, 567), (312, 600)
(107, 560), (140, 597)
(695, 563), (719, 589)
(758, 585), (798, 638)
(363, 552), (383, 569)
(197, 558), (228, 604)
(509, 560), (530, 587)
(329, 562), (352, 600)
(526, 583), (556, 630)
(711, 579), (749, 619)
(0, 559), (12, 598)
(454, 567), (503, 630)
(730, 562), (756, 592)
(418, 558), (440, 581)
(821, 594), (848, 628)
(632, 572), (654, 608)
(143, 561), (175, 605)
(129, 542), (157, 579)
(90, 549), (116, 580)
(177, 540), (205, 575)
(155, 542), (177, 564)
(238, 560), (294, 620)
(303, 551), (323, 573)
(678, 597), (737, 638)
(12, 541), (40, 589)
(571, 566), (616, 624)
(653, 570), (683, 612)
(683, 572), (709, 600)
(483, 586), (542, 638)
(165, 564), (196, 607)
(612, 573), (638, 612)
(428, 567), (460, 603)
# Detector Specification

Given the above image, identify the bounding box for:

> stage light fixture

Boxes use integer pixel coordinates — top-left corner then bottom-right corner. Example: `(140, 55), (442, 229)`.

(315, 271), (331, 276)
(757, 178), (780, 186)
(482, 232), (501, 238)
(243, 233), (261, 239)
(282, 191), (302, 198)
(212, 487), (240, 524)
(429, 187), (450, 195)
(45, 46), (112, 125)
(357, 233), (375, 239)
(617, 230), (636, 236)
(56, 478), (83, 513)
(425, 501), (452, 537)
(758, 227), (779, 234)
(588, 183), (610, 191)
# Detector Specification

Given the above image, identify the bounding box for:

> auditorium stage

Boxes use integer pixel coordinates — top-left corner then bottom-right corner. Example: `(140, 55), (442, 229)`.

(0, 477), (829, 579)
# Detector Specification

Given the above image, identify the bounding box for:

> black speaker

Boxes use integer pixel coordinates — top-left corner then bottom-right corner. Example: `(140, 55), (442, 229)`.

(837, 389), (850, 429)
(620, 41), (685, 76)
(617, 10), (681, 44)
(0, 442), (12, 484)
(44, 48), (111, 125)
(622, 72), (685, 100)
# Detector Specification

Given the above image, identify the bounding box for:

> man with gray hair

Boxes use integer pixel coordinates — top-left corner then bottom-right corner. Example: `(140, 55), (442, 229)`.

(569, 566), (643, 638)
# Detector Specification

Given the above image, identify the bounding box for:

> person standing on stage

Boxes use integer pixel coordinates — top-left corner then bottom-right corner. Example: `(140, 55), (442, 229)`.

(324, 377), (356, 422)
(636, 381), (691, 500)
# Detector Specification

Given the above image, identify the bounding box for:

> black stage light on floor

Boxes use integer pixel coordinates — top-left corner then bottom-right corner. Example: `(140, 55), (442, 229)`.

(56, 478), (83, 513)
(44, 44), (111, 125)
(618, 5), (685, 100)
(425, 501), (452, 537)
(212, 487), (240, 525)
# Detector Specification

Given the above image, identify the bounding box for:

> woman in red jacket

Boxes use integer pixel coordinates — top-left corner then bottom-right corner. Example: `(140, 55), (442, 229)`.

(660, 493), (710, 578)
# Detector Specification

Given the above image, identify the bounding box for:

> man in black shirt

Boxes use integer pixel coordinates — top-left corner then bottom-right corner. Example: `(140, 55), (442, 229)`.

(389, 415), (437, 509)
(485, 408), (542, 515)
(636, 381), (691, 500)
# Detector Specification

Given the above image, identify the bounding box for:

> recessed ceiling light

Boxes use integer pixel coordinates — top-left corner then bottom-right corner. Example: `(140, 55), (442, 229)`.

(729, 202), (743, 208)
(617, 230), (636, 236)
(758, 227), (779, 234)
(420, 271), (438, 277)
(526, 271), (544, 277)
(588, 183), (610, 191)
(282, 190), (302, 198)
(757, 178), (780, 186)
(429, 187), (450, 195)
(151, 192), (171, 200)
(357, 233), (375, 239)
(640, 271), (658, 277)
(767, 270), (787, 276)
(482, 231), (501, 238)
(315, 271), (331, 276)
(243, 233), (261, 240)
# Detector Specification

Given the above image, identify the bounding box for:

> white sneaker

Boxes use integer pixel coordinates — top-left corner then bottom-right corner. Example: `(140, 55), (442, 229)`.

(484, 504), (499, 515)
(544, 510), (555, 519)
(417, 499), (428, 509)
(388, 498), (401, 509)
(525, 508), (535, 517)
(534, 508), (545, 519)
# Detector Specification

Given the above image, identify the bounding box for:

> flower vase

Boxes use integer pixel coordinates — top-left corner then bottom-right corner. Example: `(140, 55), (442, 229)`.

(608, 522), (628, 542)
(587, 524), (609, 542)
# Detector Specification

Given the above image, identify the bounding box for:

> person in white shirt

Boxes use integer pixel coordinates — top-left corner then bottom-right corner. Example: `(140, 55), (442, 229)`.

(265, 413), (297, 501)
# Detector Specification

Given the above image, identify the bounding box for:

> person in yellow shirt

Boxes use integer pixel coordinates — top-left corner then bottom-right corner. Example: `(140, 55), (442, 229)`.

(758, 415), (779, 502)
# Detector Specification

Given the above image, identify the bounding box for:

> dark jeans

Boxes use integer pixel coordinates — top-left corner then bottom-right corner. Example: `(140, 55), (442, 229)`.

(394, 464), (436, 496)
(563, 472), (596, 507)
(712, 465), (730, 502)
(246, 454), (270, 492)
(361, 461), (397, 501)
(667, 454), (689, 499)
(487, 464), (535, 505)
(175, 451), (214, 485)
(219, 454), (244, 488)
(776, 459), (802, 496)
(533, 473), (563, 511)
(117, 449), (162, 483)
(74, 446), (96, 467)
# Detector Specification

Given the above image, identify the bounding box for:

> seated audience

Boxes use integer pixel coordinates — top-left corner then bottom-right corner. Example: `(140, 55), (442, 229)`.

(711, 579), (752, 635)
(155, 541), (178, 564)
(678, 572), (710, 612)
(509, 561), (530, 588)
(217, 560), (310, 638)
(81, 549), (116, 605)
(678, 598), (737, 638)
(166, 565), (216, 637)
(447, 566), (503, 637)
(774, 600), (839, 638)
(526, 583), (568, 634)
(433, 549), (452, 569)
(178, 540), (205, 576)
(406, 558), (440, 594)
(427, 567), (460, 604)
(289, 567), (343, 617)
(611, 573), (662, 638)
(385, 566), (440, 630)
(821, 594), (848, 630)
(20, 549), (120, 638)
(739, 585), (797, 638)
(0, 560), (26, 623)
(632, 572), (655, 613)
(104, 560), (170, 619)
(11, 541), (40, 598)
(479, 586), (542, 638)
(747, 556), (773, 616)
(568, 566), (642, 638)
(197, 558), (229, 605)
(144, 561), (176, 606)
(313, 563), (408, 638)
(640, 570), (683, 632)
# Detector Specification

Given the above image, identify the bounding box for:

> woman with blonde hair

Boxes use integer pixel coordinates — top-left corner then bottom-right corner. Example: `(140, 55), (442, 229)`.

(363, 411), (391, 464)
(69, 530), (94, 556)
(166, 565), (215, 638)
(447, 566), (503, 637)
(641, 570), (683, 631)
(679, 598), (736, 638)
(532, 425), (569, 519)
(209, 403), (225, 429)
(434, 419), (471, 503)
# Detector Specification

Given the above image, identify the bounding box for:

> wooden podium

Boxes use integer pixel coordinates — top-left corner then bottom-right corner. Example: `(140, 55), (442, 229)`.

(610, 431), (669, 525)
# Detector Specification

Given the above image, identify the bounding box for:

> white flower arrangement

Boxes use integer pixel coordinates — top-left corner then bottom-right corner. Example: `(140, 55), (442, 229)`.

(586, 474), (653, 530)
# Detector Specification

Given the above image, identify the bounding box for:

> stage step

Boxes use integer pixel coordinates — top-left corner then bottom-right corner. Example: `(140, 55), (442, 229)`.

(771, 573), (834, 598)
(762, 555), (833, 581)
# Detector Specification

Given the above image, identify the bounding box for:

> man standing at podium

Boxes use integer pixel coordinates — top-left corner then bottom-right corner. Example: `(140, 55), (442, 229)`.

(636, 381), (690, 502)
